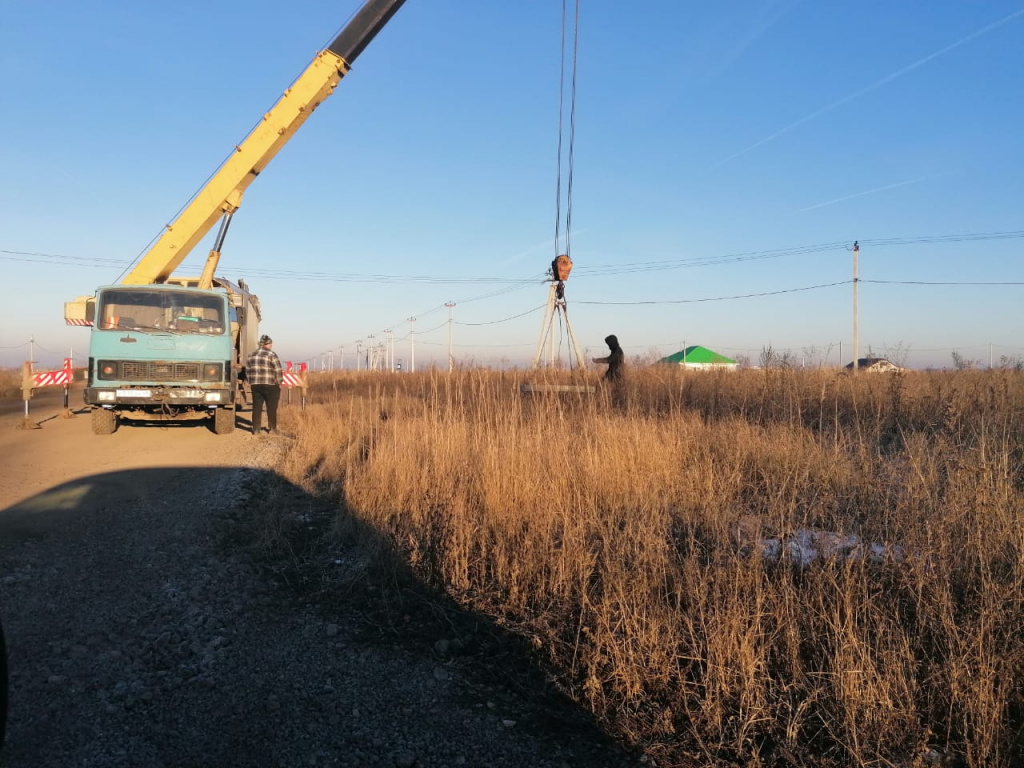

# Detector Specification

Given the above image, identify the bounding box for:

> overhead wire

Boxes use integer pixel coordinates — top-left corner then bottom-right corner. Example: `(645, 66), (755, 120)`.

(576, 280), (851, 305)
(5, 229), (1023, 282)
(6, 227), (1021, 351)
(862, 279), (1024, 286)
(456, 305), (546, 326)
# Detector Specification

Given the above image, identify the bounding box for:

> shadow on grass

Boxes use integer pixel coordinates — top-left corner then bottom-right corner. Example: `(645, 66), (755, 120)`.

(232, 468), (639, 765)
(0, 466), (637, 767)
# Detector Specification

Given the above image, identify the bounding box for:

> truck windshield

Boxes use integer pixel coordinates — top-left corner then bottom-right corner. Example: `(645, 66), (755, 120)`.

(97, 289), (225, 335)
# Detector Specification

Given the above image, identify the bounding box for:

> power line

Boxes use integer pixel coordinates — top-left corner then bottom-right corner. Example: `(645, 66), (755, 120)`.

(7, 230), (1024, 282)
(576, 281), (850, 305)
(456, 305), (546, 326)
(863, 279), (1024, 286)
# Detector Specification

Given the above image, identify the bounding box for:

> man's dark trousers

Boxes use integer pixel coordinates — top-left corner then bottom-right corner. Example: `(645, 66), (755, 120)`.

(250, 384), (281, 433)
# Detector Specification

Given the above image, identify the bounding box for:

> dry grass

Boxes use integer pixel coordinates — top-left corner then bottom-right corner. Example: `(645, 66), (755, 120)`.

(0, 368), (22, 398)
(274, 367), (1024, 767)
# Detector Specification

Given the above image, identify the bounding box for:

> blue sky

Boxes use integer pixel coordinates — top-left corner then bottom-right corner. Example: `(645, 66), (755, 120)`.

(2, 0), (1022, 371)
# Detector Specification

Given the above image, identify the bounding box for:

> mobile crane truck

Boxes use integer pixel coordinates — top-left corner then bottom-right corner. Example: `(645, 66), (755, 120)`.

(64, 0), (407, 435)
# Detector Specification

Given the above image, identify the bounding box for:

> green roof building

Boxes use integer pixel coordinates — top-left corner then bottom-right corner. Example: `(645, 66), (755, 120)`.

(659, 345), (738, 369)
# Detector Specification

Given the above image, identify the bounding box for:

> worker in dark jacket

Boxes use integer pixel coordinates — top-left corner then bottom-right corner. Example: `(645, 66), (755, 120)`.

(245, 334), (283, 435)
(593, 334), (624, 381)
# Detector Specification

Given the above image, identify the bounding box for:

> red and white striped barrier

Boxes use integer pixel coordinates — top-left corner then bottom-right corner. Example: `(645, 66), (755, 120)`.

(282, 362), (308, 389)
(19, 359), (75, 429)
(32, 359), (73, 387)
(283, 362), (308, 410)
(65, 318), (93, 327)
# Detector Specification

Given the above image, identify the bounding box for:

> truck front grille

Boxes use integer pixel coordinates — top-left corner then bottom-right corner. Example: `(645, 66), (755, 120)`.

(121, 361), (202, 382)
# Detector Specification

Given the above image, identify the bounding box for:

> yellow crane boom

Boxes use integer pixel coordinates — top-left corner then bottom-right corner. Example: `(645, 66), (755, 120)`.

(121, 0), (407, 286)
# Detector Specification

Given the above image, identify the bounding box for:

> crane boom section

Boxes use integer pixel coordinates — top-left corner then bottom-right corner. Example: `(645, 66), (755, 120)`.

(121, 0), (407, 286)
(122, 51), (349, 285)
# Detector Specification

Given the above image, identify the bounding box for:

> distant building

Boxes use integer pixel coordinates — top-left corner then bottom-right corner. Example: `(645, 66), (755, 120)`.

(844, 357), (902, 373)
(659, 345), (738, 370)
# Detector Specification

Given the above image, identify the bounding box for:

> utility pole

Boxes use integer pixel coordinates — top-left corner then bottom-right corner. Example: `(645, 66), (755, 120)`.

(384, 329), (393, 371)
(29, 335), (35, 369)
(355, 340), (362, 371)
(366, 334), (375, 370)
(852, 241), (859, 372)
(408, 317), (417, 373)
(339, 345), (344, 371)
(445, 302), (455, 372)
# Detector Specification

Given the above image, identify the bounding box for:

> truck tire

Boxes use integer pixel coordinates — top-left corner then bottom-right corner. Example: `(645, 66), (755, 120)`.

(213, 407), (236, 435)
(91, 408), (118, 435)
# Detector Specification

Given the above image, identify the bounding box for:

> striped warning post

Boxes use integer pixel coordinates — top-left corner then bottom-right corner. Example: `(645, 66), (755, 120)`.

(65, 318), (94, 326)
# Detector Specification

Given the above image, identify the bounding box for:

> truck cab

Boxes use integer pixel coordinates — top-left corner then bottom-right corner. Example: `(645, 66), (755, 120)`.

(82, 279), (260, 435)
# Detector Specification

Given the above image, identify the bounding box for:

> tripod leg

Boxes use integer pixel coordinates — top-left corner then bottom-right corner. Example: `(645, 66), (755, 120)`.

(561, 303), (586, 371)
(532, 283), (558, 369)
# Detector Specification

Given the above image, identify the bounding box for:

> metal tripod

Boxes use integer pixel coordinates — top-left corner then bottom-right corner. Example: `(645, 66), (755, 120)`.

(532, 280), (585, 370)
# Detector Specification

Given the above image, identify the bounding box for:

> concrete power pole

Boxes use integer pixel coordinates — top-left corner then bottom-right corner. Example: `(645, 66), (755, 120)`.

(408, 318), (417, 373)
(852, 241), (859, 372)
(355, 340), (362, 372)
(384, 329), (393, 372)
(366, 334), (375, 370)
(445, 302), (455, 372)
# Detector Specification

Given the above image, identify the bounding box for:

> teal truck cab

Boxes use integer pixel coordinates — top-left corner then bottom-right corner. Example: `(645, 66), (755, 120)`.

(81, 278), (260, 434)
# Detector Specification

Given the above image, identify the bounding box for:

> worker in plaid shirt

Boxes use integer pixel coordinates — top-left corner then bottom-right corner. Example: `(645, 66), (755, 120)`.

(245, 334), (283, 435)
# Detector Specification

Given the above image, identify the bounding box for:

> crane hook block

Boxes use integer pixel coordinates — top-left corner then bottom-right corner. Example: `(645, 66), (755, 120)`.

(552, 254), (573, 282)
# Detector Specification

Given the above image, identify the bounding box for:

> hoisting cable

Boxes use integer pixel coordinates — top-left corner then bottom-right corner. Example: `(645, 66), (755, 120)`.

(565, 0), (580, 260)
(553, 0), (581, 262)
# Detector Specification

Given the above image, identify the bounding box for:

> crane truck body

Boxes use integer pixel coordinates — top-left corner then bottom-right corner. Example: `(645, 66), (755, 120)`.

(64, 0), (407, 434)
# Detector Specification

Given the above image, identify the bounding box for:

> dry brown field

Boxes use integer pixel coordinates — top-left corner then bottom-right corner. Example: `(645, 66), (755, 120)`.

(268, 367), (1024, 767)
(0, 369), (21, 399)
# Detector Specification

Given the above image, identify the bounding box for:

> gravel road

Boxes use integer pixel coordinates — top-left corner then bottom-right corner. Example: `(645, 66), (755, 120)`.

(0, 401), (639, 768)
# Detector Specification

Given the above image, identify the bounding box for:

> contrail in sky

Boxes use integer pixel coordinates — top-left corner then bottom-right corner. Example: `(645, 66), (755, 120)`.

(794, 175), (942, 213)
(498, 229), (588, 269)
(714, 8), (1024, 168)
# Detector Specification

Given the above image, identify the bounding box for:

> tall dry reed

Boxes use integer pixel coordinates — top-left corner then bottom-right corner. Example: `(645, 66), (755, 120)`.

(274, 368), (1024, 767)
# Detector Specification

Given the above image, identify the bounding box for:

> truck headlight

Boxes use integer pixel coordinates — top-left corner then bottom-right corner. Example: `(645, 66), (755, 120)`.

(202, 363), (223, 382)
(97, 391), (116, 402)
(97, 361), (118, 380)
(204, 392), (222, 402)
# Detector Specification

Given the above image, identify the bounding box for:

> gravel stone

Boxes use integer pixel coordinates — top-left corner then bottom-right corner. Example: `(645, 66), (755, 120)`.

(0, 438), (638, 767)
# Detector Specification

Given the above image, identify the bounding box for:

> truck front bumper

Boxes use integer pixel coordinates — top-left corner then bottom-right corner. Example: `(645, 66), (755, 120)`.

(86, 387), (232, 407)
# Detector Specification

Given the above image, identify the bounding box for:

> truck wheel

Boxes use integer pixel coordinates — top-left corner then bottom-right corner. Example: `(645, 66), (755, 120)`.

(91, 408), (117, 435)
(213, 407), (236, 435)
